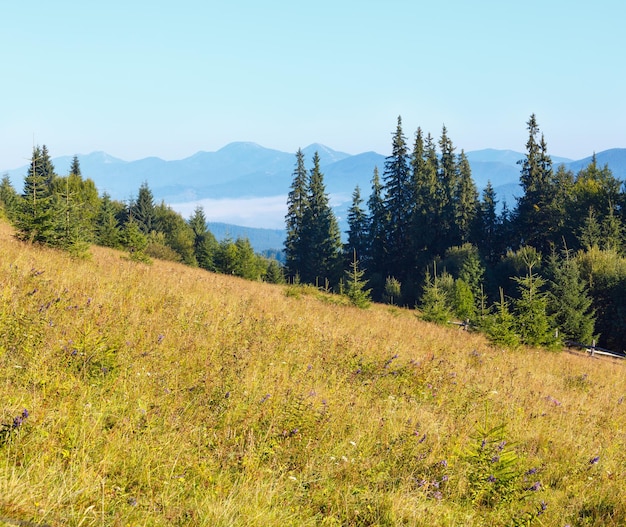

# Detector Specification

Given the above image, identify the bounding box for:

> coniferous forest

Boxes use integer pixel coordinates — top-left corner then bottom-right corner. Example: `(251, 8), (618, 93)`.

(284, 115), (626, 353)
(2, 114), (626, 352)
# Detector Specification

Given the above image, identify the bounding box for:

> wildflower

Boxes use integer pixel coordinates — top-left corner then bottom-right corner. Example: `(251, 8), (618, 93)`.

(487, 475), (497, 483)
(497, 440), (507, 451)
(260, 394), (271, 403)
(157, 334), (165, 344)
(490, 455), (500, 463)
(417, 433), (427, 444)
(440, 475), (449, 483)
(589, 456), (600, 465)
(440, 459), (448, 467)
(481, 438), (487, 449)
(433, 491), (443, 500)
(527, 481), (541, 491)
(525, 467), (538, 476)
(538, 501), (547, 515)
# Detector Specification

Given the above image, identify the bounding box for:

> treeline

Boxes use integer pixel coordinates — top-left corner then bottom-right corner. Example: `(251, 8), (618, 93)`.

(285, 115), (626, 352)
(0, 146), (284, 283)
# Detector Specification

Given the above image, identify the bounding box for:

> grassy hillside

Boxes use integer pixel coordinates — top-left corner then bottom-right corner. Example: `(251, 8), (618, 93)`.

(0, 220), (625, 527)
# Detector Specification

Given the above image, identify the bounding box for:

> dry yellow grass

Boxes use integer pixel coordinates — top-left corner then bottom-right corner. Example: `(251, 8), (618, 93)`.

(0, 220), (625, 526)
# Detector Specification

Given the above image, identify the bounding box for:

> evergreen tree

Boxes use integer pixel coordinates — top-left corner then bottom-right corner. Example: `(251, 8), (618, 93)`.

(419, 264), (453, 324)
(15, 146), (58, 244)
(300, 152), (342, 287)
(437, 125), (459, 251)
(284, 149), (309, 280)
(514, 114), (560, 253)
(264, 259), (285, 284)
(367, 166), (386, 294)
(578, 207), (602, 250)
(547, 251), (596, 344)
(0, 174), (19, 220)
(131, 181), (157, 234)
(483, 289), (520, 348)
(122, 219), (149, 262)
(454, 150), (479, 245)
(600, 204), (623, 252)
(410, 127), (439, 269)
(476, 181), (500, 264)
(69, 155), (81, 177)
(188, 206), (218, 271)
(344, 250), (372, 308)
(345, 185), (369, 264)
(382, 116), (412, 280)
(154, 202), (197, 266)
(95, 192), (123, 248)
(511, 251), (555, 347)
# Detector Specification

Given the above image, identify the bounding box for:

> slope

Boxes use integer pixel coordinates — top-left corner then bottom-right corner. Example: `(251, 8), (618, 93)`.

(0, 221), (625, 526)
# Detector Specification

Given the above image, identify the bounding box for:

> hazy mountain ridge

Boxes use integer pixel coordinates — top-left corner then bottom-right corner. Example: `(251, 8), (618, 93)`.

(4, 144), (626, 251)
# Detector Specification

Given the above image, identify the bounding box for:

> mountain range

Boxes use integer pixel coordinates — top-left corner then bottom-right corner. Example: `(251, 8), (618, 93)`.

(4, 144), (626, 252)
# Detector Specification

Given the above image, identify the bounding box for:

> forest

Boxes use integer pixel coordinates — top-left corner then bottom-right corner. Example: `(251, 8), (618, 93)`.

(1, 114), (625, 351)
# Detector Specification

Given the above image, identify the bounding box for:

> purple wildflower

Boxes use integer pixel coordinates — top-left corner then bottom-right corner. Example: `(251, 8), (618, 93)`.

(440, 459), (448, 467)
(260, 394), (271, 403)
(440, 475), (449, 483)
(528, 481), (541, 491)
(497, 440), (507, 451)
(157, 334), (165, 344)
(433, 491), (443, 500)
(417, 433), (427, 444)
(525, 467), (538, 476)
(589, 456), (600, 465)
(538, 501), (547, 515)
(487, 475), (497, 483)
(491, 455), (500, 463)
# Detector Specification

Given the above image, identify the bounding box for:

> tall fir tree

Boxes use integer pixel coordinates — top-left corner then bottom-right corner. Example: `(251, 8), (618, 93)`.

(382, 116), (413, 281)
(476, 181), (500, 264)
(284, 149), (309, 281)
(410, 127), (439, 270)
(69, 155), (82, 177)
(95, 192), (122, 248)
(15, 146), (58, 244)
(436, 126), (459, 252)
(366, 166), (387, 296)
(188, 206), (218, 271)
(345, 185), (369, 264)
(454, 150), (479, 245)
(131, 181), (157, 234)
(0, 174), (19, 221)
(546, 250), (596, 344)
(514, 114), (559, 253)
(300, 152), (343, 287)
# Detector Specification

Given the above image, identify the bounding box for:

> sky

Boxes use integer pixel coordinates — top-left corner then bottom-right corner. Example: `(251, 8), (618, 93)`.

(2, 0), (626, 171)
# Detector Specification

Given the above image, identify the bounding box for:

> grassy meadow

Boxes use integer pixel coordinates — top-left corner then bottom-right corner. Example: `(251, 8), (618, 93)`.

(0, 219), (625, 526)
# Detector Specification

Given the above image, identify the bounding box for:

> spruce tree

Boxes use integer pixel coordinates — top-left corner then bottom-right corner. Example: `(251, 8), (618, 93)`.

(410, 127), (439, 269)
(0, 174), (19, 221)
(454, 150), (479, 245)
(95, 192), (122, 248)
(511, 250), (555, 347)
(547, 251), (595, 344)
(476, 181), (500, 264)
(367, 166), (386, 293)
(437, 126), (459, 251)
(514, 114), (560, 253)
(345, 249), (372, 308)
(345, 185), (369, 264)
(69, 155), (82, 177)
(300, 152), (342, 287)
(188, 206), (218, 271)
(382, 116), (412, 280)
(419, 265), (453, 325)
(284, 149), (309, 281)
(15, 146), (58, 244)
(131, 181), (157, 234)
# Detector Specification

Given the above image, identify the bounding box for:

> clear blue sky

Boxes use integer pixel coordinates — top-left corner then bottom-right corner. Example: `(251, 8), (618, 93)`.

(2, 0), (625, 170)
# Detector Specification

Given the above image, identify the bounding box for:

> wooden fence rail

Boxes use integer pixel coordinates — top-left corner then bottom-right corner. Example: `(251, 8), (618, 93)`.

(564, 340), (626, 359)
